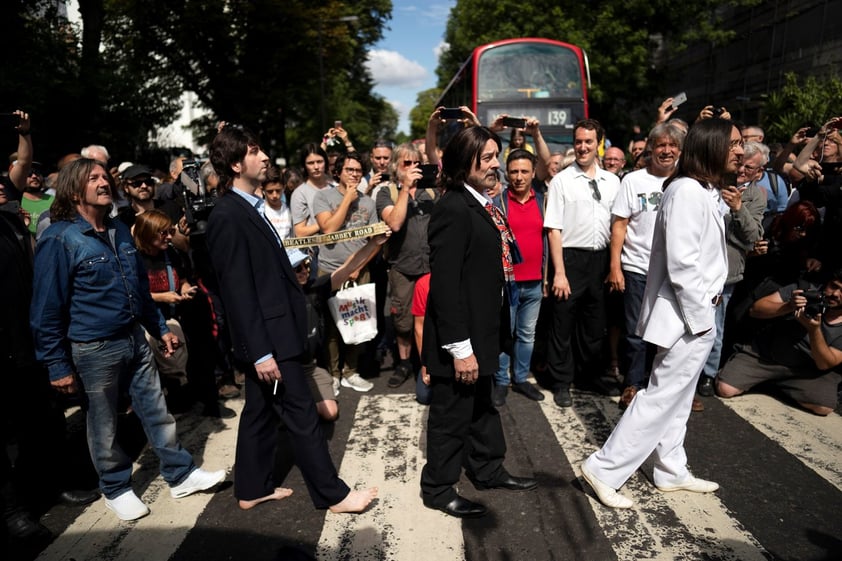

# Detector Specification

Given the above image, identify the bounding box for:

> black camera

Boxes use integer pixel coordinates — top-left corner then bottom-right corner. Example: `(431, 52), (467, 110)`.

(803, 288), (826, 318)
(712, 106), (725, 118)
(176, 159), (216, 237)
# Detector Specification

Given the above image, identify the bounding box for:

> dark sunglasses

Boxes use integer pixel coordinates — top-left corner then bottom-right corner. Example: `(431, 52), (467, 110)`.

(589, 179), (601, 202)
(294, 260), (312, 273)
(128, 177), (155, 188)
(402, 160), (420, 166)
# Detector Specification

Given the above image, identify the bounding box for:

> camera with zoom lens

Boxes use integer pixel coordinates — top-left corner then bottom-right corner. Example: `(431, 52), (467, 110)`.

(802, 288), (826, 319)
(176, 159), (215, 237)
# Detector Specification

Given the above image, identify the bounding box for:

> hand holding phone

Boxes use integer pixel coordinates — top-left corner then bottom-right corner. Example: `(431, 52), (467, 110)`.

(501, 116), (527, 129)
(417, 164), (439, 189)
(670, 92), (687, 110)
(439, 108), (463, 120)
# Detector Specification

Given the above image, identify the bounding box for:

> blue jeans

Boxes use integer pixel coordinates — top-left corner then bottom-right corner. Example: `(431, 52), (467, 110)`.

(71, 324), (194, 499)
(701, 283), (734, 379)
(496, 280), (543, 385)
(622, 271), (649, 389)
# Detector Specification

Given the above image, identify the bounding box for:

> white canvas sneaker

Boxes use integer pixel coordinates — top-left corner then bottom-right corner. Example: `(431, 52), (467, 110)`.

(340, 373), (373, 392)
(105, 490), (150, 521)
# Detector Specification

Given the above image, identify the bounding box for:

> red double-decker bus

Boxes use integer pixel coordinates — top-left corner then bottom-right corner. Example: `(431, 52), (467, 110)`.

(436, 37), (590, 149)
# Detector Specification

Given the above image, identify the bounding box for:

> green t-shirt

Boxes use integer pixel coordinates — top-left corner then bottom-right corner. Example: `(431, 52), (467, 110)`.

(21, 194), (53, 236)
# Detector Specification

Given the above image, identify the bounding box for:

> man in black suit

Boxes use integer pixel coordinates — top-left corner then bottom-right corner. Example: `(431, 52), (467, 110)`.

(206, 125), (376, 512)
(421, 126), (537, 519)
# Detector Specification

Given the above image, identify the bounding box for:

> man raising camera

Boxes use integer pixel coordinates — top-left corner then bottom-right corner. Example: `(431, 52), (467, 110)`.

(716, 272), (842, 415)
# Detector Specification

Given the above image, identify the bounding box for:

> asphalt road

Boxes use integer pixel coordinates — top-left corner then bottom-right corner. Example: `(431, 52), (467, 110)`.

(16, 368), (842, 561)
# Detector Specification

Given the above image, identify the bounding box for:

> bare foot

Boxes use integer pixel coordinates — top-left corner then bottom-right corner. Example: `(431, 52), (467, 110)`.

(238, 487), (294, 510)
(328, 488), (379, 514)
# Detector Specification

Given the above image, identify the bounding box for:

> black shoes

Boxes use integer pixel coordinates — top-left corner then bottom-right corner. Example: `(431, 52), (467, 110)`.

(430, 495), (488, 518)
(388, 362), (413, 388)
(512, 382), (545, 401)
(698, 376), (715, 397)
(554, 387), (573, 407)
(473, 474), (538, 492)
(59, 488), (101, 506)
(492, 385), (508, 407)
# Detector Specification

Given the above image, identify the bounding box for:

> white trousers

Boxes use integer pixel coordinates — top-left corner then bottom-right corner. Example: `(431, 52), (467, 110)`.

(585, 329), (715, 489)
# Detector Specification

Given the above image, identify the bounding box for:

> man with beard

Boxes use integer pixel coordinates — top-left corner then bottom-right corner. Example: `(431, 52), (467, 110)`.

(606, 122), (685, 409)
(206, 125), (376, 513)
(581, 119), (742, 509)
(117, 164), (182, 228)
(421, 125), (537, 519)
(716, 272), (842, 416)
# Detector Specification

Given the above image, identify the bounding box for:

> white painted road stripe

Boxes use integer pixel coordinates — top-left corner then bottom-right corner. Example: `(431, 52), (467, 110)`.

(719, 393), (842, 491)
(317, 393), (465, 560)
(37, 401), (242, 561)
(537, 389), (770, 561)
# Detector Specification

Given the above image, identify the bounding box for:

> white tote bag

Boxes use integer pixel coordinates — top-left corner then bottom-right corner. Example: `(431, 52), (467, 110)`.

(327, 282), (378, 344)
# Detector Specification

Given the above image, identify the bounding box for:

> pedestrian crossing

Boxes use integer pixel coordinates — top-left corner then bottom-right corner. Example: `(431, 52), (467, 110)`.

(30, 385), (842, 561)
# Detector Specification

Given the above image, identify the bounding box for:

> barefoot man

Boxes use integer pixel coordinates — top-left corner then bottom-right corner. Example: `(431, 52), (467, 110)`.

(207, 124), (377, 513)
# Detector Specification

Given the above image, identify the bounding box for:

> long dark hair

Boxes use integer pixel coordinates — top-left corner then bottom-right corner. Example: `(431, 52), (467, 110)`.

(298, 143), (329, 180)
(50, 158), (116, 222)
(665, 119), (734, 189)
(440, 126), (501, 192)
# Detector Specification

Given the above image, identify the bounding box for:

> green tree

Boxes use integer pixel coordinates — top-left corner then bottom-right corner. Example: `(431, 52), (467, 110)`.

(762, 72), (842, 143)
(409, 87), (442, 139)
(105, 0), (393, 161)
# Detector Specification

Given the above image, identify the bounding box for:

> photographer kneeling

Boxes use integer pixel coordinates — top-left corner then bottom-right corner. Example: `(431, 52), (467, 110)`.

(716, 272), (842, 415)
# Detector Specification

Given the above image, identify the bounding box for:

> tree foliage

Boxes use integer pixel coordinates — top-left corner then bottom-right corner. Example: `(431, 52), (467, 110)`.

(1, 0), (394, 169)
(762, 72), (842, 143)
(104, 0), (393, 161)
(409, 87), (442, 140)
(434, 0), (759, 134)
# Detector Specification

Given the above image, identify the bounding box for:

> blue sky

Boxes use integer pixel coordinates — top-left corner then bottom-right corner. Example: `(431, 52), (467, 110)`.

(365, 1), (455, 137)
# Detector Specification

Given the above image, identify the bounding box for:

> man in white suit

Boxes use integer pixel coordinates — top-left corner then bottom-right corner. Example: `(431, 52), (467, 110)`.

(580, 118), (744, 508)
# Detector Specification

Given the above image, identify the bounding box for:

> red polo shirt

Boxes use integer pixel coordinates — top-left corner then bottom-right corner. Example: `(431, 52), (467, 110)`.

(506, 189), (543, 281)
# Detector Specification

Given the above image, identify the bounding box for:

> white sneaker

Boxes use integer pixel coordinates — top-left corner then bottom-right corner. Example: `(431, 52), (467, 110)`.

(332, 377), (341, 397)
(340, 373), (373, 392)
(656, 475), (719, 494)
(580, 463), (634, 509)
(105, 490), (150, 521)
(170, 468), (226, 499)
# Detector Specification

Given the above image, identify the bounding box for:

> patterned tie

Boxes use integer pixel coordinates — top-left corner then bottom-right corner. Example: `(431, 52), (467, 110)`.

(485, 202), (516, 282)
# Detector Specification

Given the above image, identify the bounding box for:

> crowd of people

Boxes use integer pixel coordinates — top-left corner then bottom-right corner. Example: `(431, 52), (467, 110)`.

(2, 95), (841, 549)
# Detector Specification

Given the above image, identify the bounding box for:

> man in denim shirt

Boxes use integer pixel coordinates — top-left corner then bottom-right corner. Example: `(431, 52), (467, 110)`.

(30, 158), (225, 521)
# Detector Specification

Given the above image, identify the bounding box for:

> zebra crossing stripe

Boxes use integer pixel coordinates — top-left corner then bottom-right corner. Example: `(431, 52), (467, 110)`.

(317, 393), (465, 560)
(536, 389), (770, 561)
(37, 401), (242, 561)
(718, 393), (842, 491)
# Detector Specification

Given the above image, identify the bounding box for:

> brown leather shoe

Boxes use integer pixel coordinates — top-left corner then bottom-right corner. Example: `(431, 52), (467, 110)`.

(619, 386), (637, 410)
(692, 397), (705, 412)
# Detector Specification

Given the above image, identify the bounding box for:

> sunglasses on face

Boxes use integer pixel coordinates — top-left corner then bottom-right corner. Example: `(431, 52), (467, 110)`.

(128, 177), (155, 188)
(589, 179), (601, 202)
(402, 160), (420, 167)
(294, 260), (312, 273)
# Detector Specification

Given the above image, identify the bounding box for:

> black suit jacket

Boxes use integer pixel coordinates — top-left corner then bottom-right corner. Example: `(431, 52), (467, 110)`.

(423, 186), (504, 377)
(206, 191), (307, 365)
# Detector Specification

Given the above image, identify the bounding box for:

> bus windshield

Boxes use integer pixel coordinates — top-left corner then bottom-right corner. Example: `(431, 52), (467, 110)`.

(477, 42), (583, 102)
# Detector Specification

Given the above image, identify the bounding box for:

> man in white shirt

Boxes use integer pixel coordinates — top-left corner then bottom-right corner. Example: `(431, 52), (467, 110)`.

(544, 119), (621, 407)
(261, 166), (292, 240)
(606, 123), (685, 409)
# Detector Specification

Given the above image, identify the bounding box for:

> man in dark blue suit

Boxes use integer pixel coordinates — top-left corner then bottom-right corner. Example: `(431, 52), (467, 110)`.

(206, 125), (377, 512)
(421, 126), (537, 518)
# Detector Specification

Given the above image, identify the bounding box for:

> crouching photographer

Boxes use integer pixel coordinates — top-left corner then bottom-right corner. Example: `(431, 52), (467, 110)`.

(716, 272), (842, 415)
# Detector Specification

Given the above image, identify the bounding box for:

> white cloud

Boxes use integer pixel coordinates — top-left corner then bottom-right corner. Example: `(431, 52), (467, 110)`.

(434, 40), (449, 62)
(366, 49), (428, 88)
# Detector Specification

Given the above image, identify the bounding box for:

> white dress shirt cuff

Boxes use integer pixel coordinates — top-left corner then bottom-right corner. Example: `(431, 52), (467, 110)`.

(442, 339), (473, 359)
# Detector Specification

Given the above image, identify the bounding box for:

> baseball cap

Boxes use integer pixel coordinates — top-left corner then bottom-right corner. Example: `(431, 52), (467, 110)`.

(286, 248), (309, 268)
(122, 164), (153, 179)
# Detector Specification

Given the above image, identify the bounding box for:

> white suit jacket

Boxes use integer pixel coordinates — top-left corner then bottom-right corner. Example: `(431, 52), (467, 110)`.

(636, 176), (728, 348)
